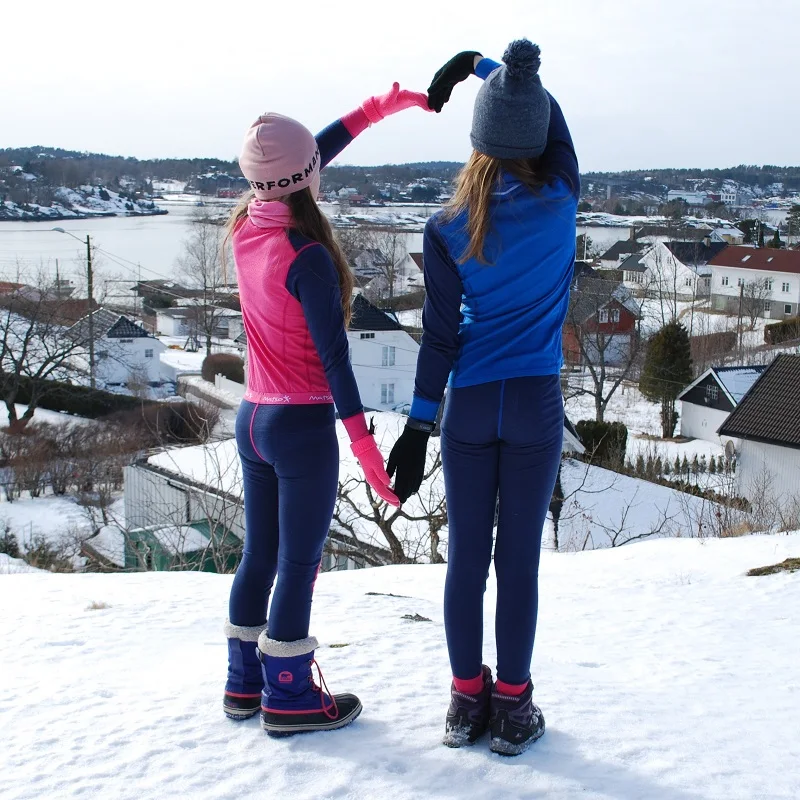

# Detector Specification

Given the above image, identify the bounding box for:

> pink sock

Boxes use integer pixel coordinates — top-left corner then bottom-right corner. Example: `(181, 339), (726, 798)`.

(495, 679), (527, 696)
(453, 674), (484, 695)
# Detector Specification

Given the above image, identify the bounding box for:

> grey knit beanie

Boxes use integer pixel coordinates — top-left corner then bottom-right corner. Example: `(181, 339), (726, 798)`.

(470, 39), (550, 159)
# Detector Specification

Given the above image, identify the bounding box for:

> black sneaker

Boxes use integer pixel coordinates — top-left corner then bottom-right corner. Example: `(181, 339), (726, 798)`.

(442, 665), (492, 747)
(489, 680), (545, 756)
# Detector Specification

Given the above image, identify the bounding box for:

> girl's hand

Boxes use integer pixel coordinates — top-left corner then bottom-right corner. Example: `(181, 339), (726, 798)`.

(427, 50), (482, 112)
(361, 83), (433, 123)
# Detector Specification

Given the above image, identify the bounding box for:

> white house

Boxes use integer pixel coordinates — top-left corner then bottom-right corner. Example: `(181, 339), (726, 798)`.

(156, 306), (243, 339)
(355, 249), (424, 299)
(348, 294), (419, 411)
(709, 227), (745, 245)
(156, 307), (191, 337)
(708, 245), (800, 319)
(637, 240), (727, 300)
(666, 189), (714, 207)
(677, 365), (766, 442)
(597, 238), (644, 271)
(717, 355), (800, 513)
(67, 309), (167, 387)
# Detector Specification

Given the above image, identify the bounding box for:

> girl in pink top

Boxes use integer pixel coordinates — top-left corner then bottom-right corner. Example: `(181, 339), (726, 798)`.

(222, 84), (430, 735)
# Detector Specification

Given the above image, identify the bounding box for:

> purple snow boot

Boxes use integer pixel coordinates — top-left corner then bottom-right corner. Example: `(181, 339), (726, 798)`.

(223, 620), (268, 720)
(442, 665), (493, 747)
(258, 633), (362, 736)
(489, 680), (545, 756)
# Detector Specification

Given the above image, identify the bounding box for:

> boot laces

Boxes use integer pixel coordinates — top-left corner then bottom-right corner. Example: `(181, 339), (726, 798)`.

(309, 659), (339, 720)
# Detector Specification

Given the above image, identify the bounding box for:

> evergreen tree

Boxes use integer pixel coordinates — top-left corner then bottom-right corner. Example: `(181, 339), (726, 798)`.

(757, 222), (765, 248)
(674, 455), (681, 474)
(691, 454), (700, 474)
(769, 228), (783, 249)
(576, 233), (595, 259)
(635, 454), (645, 477)
(663, 459), (672, 476)
(639, 321), (693, 438)
(787, 205), (800, 246)
(709, 456), (716, 475)
(655, 456), (664, 477)
(681, 454), (690, 475)
(699, 454), (707, 474)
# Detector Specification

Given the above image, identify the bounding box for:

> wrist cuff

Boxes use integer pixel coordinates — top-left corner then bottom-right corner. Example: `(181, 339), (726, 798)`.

(342, 412), (369, 443)
(406, 417), (435, 435)
(350, 435), (376, 458)
(361, 97), (384, 124)
(409, 395), (440, 423)
(341, 107), (371, 138)
(475, 57), (501, 80)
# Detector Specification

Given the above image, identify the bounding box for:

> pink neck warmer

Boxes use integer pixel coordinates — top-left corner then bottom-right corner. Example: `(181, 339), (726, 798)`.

(247, 199), (293, 229)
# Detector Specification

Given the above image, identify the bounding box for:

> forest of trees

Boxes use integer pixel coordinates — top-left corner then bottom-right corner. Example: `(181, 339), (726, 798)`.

(3, 145), (799, 202)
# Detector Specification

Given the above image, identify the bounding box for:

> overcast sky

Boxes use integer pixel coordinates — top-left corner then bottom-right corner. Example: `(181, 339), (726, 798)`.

(3, 0), (797, 172)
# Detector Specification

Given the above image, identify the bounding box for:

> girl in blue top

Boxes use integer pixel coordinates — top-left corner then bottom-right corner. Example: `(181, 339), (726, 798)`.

(388, 40), (579, 756)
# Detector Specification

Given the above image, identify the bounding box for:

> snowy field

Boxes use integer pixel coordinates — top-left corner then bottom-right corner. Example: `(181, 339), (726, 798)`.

(1, 533), (798, 799)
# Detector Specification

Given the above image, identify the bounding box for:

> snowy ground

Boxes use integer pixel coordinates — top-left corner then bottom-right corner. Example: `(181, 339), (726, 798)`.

(1, 533), (798, 799)
(2, 404), (96, 430)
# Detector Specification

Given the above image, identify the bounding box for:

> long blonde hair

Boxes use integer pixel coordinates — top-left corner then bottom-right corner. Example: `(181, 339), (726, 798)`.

(223, 187), (354, 326)
(445, 151), (546, 264)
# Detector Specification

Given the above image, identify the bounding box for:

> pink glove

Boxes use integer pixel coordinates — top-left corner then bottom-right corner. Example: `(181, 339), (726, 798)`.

(361, 82), (432, 124)
(343, 414), (401, 507)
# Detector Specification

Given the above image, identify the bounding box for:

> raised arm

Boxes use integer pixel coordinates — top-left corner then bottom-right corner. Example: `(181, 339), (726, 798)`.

(428, 51), (579, 196)
(316, 84), (431, 169)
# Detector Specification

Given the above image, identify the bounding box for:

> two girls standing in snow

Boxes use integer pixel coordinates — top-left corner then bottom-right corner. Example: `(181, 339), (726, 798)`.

(222, 85), (429, 734)
(221, 38), (577, 755)
(388, 40), (579, 755)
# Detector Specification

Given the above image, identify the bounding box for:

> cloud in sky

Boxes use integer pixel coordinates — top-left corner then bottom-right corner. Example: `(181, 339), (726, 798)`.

(2, 0), (797, 171)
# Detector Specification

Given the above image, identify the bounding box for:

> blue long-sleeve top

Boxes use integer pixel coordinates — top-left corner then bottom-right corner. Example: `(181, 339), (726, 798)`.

(409, 58), (579, 423)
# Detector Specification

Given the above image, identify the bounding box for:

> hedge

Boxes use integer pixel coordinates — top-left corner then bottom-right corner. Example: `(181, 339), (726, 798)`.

(1, 372), (146, 419)
(575, 419), (628, 468)
(764, 316), (800, 345)
(202, 353), (244, 384)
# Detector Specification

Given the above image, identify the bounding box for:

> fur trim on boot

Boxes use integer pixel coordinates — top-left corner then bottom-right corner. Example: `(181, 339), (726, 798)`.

(258, 635), (361, 736)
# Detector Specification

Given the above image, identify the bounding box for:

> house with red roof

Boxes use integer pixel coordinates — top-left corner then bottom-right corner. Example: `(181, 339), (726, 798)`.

(708, 246), (800, 319)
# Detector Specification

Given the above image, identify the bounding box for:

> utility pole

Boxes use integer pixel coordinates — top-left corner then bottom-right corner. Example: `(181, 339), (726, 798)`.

(86, 235), (95, 389)
(737, 281), (744, 363)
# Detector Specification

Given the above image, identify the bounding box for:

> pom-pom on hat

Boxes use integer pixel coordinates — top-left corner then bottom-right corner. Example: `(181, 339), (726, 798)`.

(238, 113), (320, 201)
(470, 39), (551, 160)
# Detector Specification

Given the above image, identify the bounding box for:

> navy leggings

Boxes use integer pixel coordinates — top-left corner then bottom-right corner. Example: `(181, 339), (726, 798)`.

(442, 375), (563, 686)
(228, 401), (338, 642)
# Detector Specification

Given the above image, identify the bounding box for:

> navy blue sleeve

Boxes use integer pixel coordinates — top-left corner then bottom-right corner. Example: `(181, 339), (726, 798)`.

(541, 93), (580, 198)
(286, 245), (363, 419)
(316, 119), (355, 170)
(409, 221), (465, 422)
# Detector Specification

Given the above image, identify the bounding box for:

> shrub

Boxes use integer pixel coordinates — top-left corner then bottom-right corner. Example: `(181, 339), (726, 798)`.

(202, 353), (244, 384)
(764, 316), (800, 345)
(575, 420), (629, 468)
(22, 533), (73, 572)
(0, 525), (20, 558)
(1, 372), (144, 419)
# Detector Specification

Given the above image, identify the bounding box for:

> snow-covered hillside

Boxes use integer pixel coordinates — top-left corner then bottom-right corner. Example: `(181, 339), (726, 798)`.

(1, 533), (798, 799)
(0, 185), (166, 221)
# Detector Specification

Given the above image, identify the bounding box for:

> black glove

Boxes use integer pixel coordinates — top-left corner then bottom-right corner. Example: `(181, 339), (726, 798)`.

(427, 50), (482, 112)
(387, 420), (434, 503)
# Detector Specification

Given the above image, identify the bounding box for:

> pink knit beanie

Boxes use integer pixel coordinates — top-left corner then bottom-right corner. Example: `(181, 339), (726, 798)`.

(238, 113), (320, 201)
